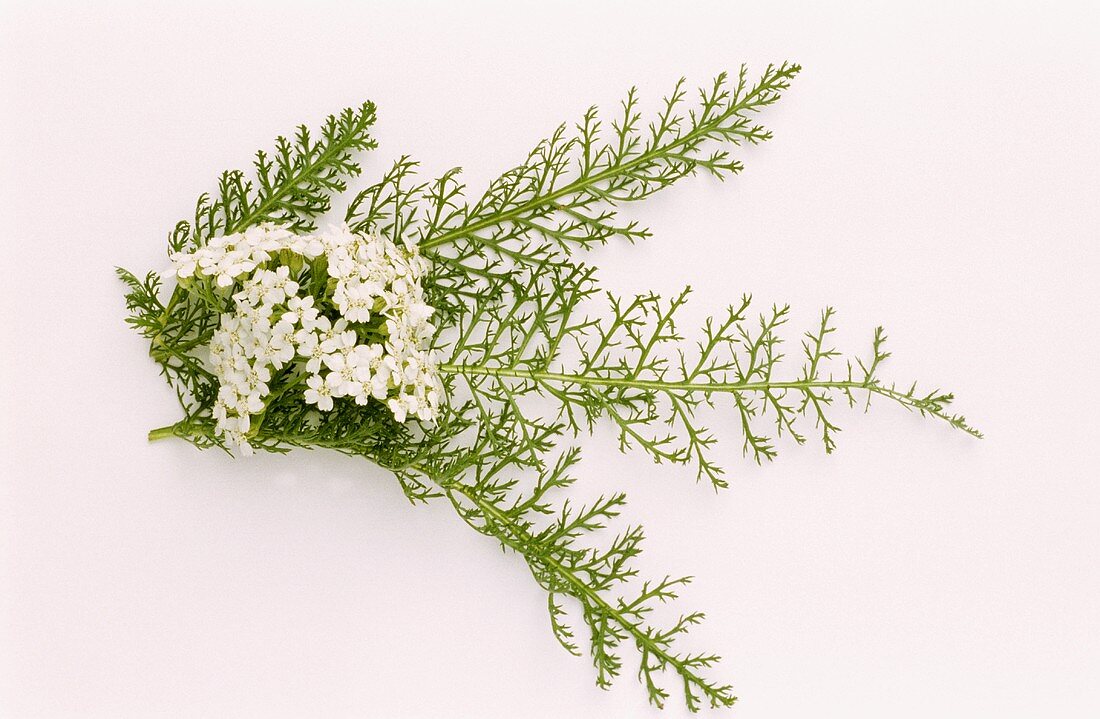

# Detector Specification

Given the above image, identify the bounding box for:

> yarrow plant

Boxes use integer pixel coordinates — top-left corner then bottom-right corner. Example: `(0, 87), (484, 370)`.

(119, 64), (979, 711)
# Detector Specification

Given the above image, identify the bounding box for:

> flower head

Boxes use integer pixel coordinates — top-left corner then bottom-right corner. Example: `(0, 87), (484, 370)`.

(170, 222), (442, 453)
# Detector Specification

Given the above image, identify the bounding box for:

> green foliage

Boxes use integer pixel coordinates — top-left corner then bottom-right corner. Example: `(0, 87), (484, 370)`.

(120, 66), (980, 711)
(117, 267), (219, 422)
(404, 415), (735, 710)
(172, 102), (378, 253)
(441, 265), (980, 489)
(345, 63), (802, 307)
(415, 65), (800, 254)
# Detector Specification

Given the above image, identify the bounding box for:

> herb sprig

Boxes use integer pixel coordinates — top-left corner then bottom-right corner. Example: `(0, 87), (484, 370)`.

(121, 64), (979, 710)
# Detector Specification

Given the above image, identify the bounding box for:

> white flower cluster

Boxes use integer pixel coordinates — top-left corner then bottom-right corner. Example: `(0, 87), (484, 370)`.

(170, 223), (442, 453)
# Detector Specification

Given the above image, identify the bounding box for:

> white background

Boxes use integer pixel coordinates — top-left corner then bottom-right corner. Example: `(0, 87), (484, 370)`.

(2, 2), (1099, 717)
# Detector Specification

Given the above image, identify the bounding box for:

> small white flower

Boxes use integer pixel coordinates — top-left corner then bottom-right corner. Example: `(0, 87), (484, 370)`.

(172, 252), (199, 279)
(268, 320), (297, 366)
(304, 373), (334, 411)
(387, 397), (408, 423)
(288, 234), (323, 258)
(284, 295), (319, 328)
(244, 391), (265, 414)
(320, 329), (357, 356)
(322, 348), (362, 398)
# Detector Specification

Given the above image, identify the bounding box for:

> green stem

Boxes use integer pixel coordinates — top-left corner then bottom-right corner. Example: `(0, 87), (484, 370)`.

(440, 361), (866, 394)
(439, 363), (982, 437)
(148, 423), (183, 442)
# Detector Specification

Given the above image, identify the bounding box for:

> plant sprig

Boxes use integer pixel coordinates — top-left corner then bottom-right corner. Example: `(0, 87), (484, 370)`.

(122, 65), (980, 711)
